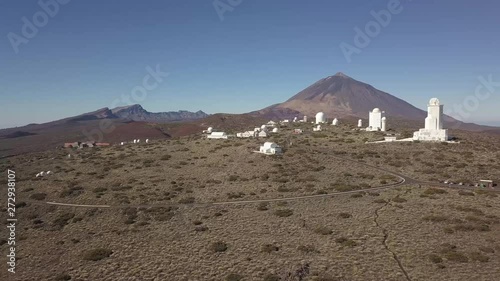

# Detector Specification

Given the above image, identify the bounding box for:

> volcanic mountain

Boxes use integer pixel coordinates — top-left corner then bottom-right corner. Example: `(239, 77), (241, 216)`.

(252, 72), (427, 120)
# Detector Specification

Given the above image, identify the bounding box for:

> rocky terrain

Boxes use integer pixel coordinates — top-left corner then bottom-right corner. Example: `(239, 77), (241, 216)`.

(1, 120), (499, 281)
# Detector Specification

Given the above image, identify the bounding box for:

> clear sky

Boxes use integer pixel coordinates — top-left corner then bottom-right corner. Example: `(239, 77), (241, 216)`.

(1, 0), (499, 129)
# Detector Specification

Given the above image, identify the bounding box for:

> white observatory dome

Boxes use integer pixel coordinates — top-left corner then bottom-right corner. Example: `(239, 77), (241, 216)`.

(372, 108), (381, 113)
(315, 112), (325, 124)
(429, 98), (440, 105)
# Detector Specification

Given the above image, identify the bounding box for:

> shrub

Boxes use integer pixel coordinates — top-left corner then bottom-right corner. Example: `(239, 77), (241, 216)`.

(423, 215), (448, 223)
(161, 155), (172, 161)
(392, 196), (407, 203)
(429, 254), (443, 264)
(225, 273), (243, 281)
(479, 247), (495, 254)
(261, 244), (279, 253)
(82, 248), (113, 261)
(60, 186), (85, 197)
(423, 188), (447, 195)
(335, 237), (358, 247)
(195, 226), (209, 232)
(30, 193), (47, 200)
(228, 175), (239, 182)
(338, 212), (351, 219)
(469, 251), (489, 262)
(54, 274), (71, 281)
(53, 212), (75, 228)
(443, 251), (468, 263)
(211, 241), (228, 253)
(350, 193), (363, 198)
(178, 197), (195, 204)
(257, 202), (269, 211)
(458, 190), (475, 196)
(263, 274), (280, 281)
(274, 209), (293, 217)
(373, 199), (387, 204)
(297, 245), (318, 253)
(314, 226), (333, 235)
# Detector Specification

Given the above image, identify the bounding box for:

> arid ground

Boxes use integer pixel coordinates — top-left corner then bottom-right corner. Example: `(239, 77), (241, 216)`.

(1, 122), (499, 281)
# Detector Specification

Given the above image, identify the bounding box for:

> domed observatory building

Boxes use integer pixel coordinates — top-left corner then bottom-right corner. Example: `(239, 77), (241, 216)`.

(315, 112), (326, 124)
(413, 98), (448, 142)
(367, 108), (386, 131)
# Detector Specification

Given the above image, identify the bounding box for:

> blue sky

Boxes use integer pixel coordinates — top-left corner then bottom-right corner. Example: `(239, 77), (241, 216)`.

(1, 0), (499, 129)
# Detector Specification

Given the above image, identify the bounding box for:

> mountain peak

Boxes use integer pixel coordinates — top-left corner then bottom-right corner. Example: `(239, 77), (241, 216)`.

(333, 72), (350, 78)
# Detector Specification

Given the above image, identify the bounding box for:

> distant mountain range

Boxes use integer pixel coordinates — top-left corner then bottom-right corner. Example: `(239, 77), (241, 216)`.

(111, 104), (209, 122)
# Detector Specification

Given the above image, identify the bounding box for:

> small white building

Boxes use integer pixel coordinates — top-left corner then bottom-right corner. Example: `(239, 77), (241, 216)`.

(237, 131), (256, 138)
(384, 136), (397, 142)
(293, 117), (298, 122)
(258, 131), (268, 138)
(413, 98), (448, 141)
(332, 118), (339, 126)
(313, 125), (322, 132)
(303, 116), (308, 123)
(207, 132), (228, 139)
(267, 121), (277, 126)
(315, 112), (326, 124)
(358, 119), (363, 128)
(259, 142), (282, 155)
(272, 128), (279, 133)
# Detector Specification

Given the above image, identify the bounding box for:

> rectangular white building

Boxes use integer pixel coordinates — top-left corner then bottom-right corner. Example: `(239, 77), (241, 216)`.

(413, 98), (448, 141)
(207, 132), (228, 139)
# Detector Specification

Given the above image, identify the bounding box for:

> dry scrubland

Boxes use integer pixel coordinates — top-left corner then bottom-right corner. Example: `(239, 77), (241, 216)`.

(1, 122), (499, 281)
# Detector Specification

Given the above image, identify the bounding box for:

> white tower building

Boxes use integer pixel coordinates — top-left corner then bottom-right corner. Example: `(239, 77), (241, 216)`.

(413, 98), (448, 141)
(315, 112), (326, 124)
(381, 117), (387, 132)
(358, 119), (363, 128)
(367, 108), (384, 131)
(303, 116), (308, 123)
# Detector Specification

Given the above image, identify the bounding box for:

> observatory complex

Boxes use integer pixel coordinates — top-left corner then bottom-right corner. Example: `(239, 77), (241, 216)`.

(413, 98), (449, 142)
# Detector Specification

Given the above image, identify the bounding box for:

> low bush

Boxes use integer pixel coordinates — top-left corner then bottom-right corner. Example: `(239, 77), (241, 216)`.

(469, 251), (489, 262)
(211, 241), (228, 253)
(335, 237), (358, 247)
(338, 212), (351, 219)
(82, 248), (113, 261)
(257, 202), (269, 211)
(429, 254), (443, 264)
(30, 193), (47, 200)
(423, 188), (447, 195)
(225, 273), (243, 281)
(297, 245), (318, 253)
(314, 226), (333, 235)
(274, 209), (293, 217)
(261, 244), (279, 253)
